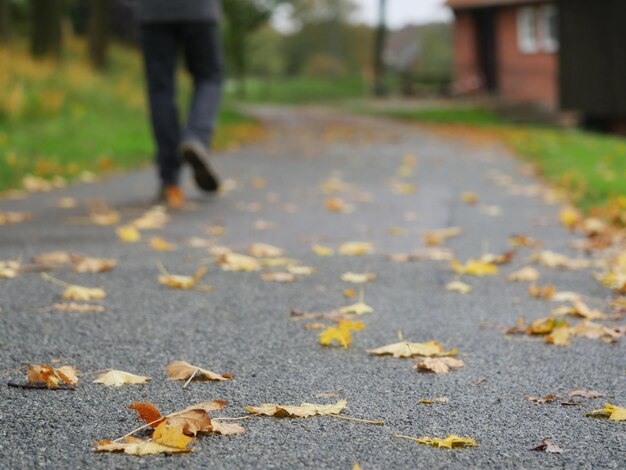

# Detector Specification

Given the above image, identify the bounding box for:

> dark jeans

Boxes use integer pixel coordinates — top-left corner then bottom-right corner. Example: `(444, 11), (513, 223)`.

(141, 22), (223, 185)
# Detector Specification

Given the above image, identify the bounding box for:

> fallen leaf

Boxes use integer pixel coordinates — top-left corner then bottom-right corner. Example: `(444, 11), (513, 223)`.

(261, 272), (297, 283)
(129, 402), (164, 427)
(319, 320), (365, 348)
(479, 251), (516, 265)
(93, 439), (191, 456)
(338, 242), (373, 256)
(287, 265), (316, 276)
(152, 422), (195, 449)
(423, 227), (462, 246)
(116, 225), (141, 243)
(368, 341), (456, 358)
(460, 192), (478, 204)
(419, 397), (449, 405)
(49, 303), (106, 312)
(560, 206), (582, 229)
(446, 281), (472, 294)
(58, 197), (76, 208)
(339, 302), (374, 315)
(132, 206), (169, 230)
(526, 316), (568, 335)
(159, 267), (207, 290)
(166, 360), (233, 382)
(27, 364), (79, 388)
(570, 320), (624, 343)
(304, 322), (326, 330)
(343, 288), (357, 298)
(32, 251), (75, 267)
(586, 403), (626, 421)
(93, 370), (150, 387)
(248, 243), (284, 258)
(545, 326), (572, 346)
(531, 438), (563, 454)
(0, 260), (20, 279)
(150, 236), (177, 251)
(533, 251), (590, 270)
(217, 253), (261, 271)
(90, 210), (120, 226)
(524, 394), (558, 404)
(341, 272), (376, 283)
(568, 389), (605, 399)
(73, 257), (117, 273)
(529, 283), (557, 300)
(325, 197), (354, 213)
(416, 357), (465, 374)
(0, 211), (31, 225)
(451, 259), (498, 276)
(62, 285), (106, 301)
(209, 420), (246, 436)
(208, 245), (232, 256)
(391, 181), (417, 194)
(479, 205), (501, 216)
(509, 235), (541, 248)
(394, 434), (478, 449)
(312, 244), (335, 256)
(259, 257), (300, 267)
(246, 399), (347, 418)
(507, 267), (540, 282)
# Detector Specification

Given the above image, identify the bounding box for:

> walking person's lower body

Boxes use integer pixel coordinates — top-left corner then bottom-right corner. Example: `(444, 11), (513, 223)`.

(141, 21), (223, 207)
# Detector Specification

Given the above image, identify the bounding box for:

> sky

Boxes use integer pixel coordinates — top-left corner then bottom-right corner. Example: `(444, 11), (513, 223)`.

(353, 0), (452, 27)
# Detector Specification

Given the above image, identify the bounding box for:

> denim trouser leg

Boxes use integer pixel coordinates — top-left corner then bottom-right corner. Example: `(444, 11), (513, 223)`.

(141, 24), (181, 185)
(181, 23), (223, 149)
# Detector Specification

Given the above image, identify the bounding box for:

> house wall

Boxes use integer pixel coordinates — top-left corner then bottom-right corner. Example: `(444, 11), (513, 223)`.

(451, 3), (558, 107)
(496, 5), (558, 107)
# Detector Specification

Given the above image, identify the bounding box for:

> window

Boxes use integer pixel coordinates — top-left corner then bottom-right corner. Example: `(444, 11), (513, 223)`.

(540, 5), (559, 52)
(517, 6), (538, 54)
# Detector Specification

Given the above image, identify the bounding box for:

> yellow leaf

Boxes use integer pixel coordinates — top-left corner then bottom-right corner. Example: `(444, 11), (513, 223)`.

(460, 192), (478, 204)
(93, 440), (191, 456)
(341, 272), (376, 283)
(116, 225), (141, 243)
(338, 242), (373, 256)
(158, 267), (207, 290)
(27, 364), (79, 388)
(150, 236), (177, 251)
(587, 403), (626, 421)
(507, 266), (540, 282)
(368, 341), (456, 358)
(394, 434), (478, 449)
(245, 399), (347, 418)
(93, 370), (151, 387)
(445, 281), (472, 294)
(248, 243), (284, 258)
(217, 253), (261, 271)
(545, 326), (572, 346)
(287, 265), (316, 276)
(451, 259), (498, 276)
(152, 422), (195, 449)
(319, 320), (365, 348)
(312, 244), (335, 256)
(0, 260), (21, 279)
(62, 285), (106, 301)
(560, 206), (581, 229)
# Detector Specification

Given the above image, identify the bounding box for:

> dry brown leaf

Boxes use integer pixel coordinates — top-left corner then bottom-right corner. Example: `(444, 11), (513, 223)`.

(62, 284), (106, 301)
(116, 225), (141, 243)
(570, 320), (624, 343)
(415, 357), (465, 374)
(507, 266), (540, 282)
(338, 302), (374, 315)
(545, 326), (572, 346)
(32, 251), (75, 267)
(27, 364), (79, 388)
(531, 438), (563, 454)
(423, 227), (462, 246)
(524, 394), (558, 404)
(568, 389), (606, 399)
(129, 402), (164, 427)
(303, 322), (327, 330)
(248, 243), (285, 258)
(287, 265), (316, 276)
(49, 303), (106, 313)
(460, 192), (478, 204)
(90, 210), (120, 226)
(152, 422), (195, 449)
(150, 236), (177, 251)
(93, 439), (191, 456)
(261, 272), (298, 283)
(166, 360), (233, 382)
(529, 283), (557, 300)
(0, 211), (32, 225)
(132, 206), (169, 230)
(533, 250), (590, 270)
(508, 234), (541, 248)
(73, 257), (117, 273)
(419, 397), (449, 405)
(246, 399), (347, 418)
(325, 197), (354, 213)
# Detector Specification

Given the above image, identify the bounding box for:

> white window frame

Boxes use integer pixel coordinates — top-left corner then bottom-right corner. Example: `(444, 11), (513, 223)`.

(517, 6), (538, 54)
(539, 4), (559, 53)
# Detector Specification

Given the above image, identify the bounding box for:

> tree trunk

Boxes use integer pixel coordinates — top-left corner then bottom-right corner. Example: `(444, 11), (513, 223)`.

(0, 0), (11, 43)
(373, 0), (388, 96)
(88, 0), (110, 70)
(30, 0), (63, 59)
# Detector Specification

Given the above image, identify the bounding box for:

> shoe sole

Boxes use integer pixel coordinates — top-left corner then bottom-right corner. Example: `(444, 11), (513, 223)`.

(182, 149), (220, 192)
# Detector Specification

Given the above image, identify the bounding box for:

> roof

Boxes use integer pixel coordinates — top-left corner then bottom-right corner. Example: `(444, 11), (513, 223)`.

(446, 0), (551, 9)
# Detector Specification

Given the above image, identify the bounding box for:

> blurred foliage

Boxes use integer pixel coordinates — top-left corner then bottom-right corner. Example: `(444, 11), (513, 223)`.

(0, 37), (263, 193)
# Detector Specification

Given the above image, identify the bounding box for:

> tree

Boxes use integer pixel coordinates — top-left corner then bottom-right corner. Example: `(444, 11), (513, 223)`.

(88, 0), (110, 70)
(223, 0), (275, 97)
(0, 0), (10, 43)
(372, 0), (388, 96)
(30, 0), (63, 58)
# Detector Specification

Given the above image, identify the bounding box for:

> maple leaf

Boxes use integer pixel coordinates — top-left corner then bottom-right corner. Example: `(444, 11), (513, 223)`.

(73, 257), (117, 273)
(93, 370), (150, 387)
(368, 340), (457, 358)
(62, 285), (107, 301)
(129, 402), (165, 427)
(245, 399), (347, 418)
(319, 320), (365, 348)
(338, 302), (374, 315)
(531, 438), (563, 454)
(261, 272), (298, 283)
(116, 225), (141, 243)
(217, 253), (261, 271)
(507, 266), (540, 282)
(312, 244), (335, 256)
(166, 360), (233, 382)
(423, 227), (462, 246)
(394, 434), (478, 449)
(27, 364), (79, 388)
(158, 267), (207, 290)
(586, 403), (626, 421)
(446, 281), (472, 294)
(341, 272), (376, 283)
(415, 357), (465, 374)
(248, 243), (285, 258)
(150, 236), (177, 251)
(451, 259), (498, 276)
(338, 242), (373, 256)
(152, 422), (195, 449)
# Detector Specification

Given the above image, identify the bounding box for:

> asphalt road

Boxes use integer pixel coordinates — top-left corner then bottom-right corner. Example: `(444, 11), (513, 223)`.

(0, 107), (624, 469)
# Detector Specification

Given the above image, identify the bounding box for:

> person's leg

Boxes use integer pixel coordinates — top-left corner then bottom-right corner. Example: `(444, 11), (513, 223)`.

(181, 22), (223, 147)
(140, 23), (182, 188)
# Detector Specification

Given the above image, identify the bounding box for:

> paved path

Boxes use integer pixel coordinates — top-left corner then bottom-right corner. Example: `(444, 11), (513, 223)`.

(0, 107), (624, 469)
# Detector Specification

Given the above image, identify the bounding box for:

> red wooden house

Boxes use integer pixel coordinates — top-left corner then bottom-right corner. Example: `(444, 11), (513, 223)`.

(447, 0), (559, 109)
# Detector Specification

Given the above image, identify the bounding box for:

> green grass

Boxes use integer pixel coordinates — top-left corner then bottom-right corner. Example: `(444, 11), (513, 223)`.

(226, 76), (367, 104)
(358, 103), (626, 210)
(0, 39), (259, 193)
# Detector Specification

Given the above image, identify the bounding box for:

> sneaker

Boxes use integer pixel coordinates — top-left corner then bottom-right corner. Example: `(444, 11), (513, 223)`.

(158, 184), (185, 209)
(179, 140), (220, 192)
